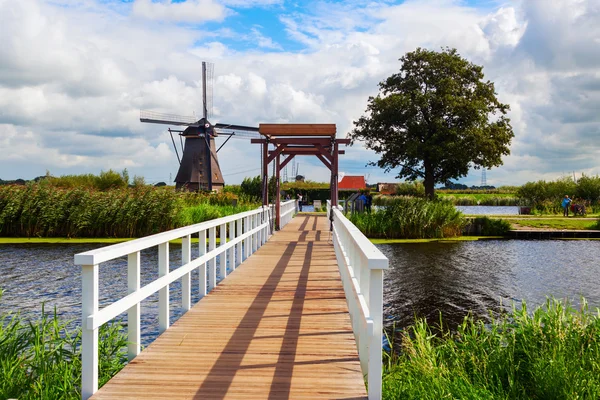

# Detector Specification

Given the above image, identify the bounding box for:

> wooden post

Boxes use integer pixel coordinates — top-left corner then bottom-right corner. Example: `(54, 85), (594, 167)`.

(262, 142), (269, 206)
(276, 154), (281, 229)
(332, 140), (339, 207)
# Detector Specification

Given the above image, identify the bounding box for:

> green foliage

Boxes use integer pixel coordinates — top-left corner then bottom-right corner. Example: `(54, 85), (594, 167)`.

(45, 169), (129, 191)
(382, 298), (600, 399)
(0, 302), (127, 399)
(0, 183), (259, 238)
(395, 181), (426, 197)
(349, 197), (465, 239)
(517, 175), (600, 214)
(351, 47), (514, 198)
(469, 217), (512, 236)
(439, 194), (520, 206)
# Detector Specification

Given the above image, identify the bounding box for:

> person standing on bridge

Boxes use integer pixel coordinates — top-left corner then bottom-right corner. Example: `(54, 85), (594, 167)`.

(562, 195), (572, 217)
(298, 193), (303, 212)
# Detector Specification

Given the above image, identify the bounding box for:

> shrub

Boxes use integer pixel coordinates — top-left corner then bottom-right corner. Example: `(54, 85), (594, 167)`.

(349, 198), (465, 239)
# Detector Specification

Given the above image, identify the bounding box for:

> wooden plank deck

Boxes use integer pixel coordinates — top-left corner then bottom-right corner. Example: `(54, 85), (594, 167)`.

(92, 215), (367, 400)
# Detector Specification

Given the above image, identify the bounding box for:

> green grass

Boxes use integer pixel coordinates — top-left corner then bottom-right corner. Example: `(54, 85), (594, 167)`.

(0, 292), (128, 399)
(383, 298), (600, 399)
(510, 218), (599, 230)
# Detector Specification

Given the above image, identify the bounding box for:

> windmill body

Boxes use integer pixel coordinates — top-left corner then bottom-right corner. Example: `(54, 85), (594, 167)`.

(140, 62), (259, 192)
(175, 126), (224, 192)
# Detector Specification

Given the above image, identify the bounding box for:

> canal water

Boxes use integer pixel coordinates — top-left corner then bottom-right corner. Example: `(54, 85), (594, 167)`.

(1, 240), (600, 343)
(456, 205), (520, 215)
(379, 240), (600, 330)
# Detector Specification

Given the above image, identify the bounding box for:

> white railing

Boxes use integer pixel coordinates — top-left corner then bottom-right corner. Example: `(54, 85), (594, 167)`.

(279, 199), (296, 228)
(75, 206), (272, 400)
(327, 200), (389, 400)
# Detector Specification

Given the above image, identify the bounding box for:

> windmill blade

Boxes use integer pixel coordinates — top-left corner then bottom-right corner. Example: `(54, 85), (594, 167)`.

(214, 123), (259, 132)
(205, 62), (214, 120)
(140, 110), (199, 126)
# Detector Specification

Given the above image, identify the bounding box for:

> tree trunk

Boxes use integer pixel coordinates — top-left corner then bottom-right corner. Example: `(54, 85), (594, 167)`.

(424, 162), (435, 199)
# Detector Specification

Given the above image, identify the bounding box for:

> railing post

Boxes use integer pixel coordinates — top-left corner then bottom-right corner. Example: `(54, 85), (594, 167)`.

(262, 207), (268, 244)
(127, 252), (141, 361)
(209, 227), (217, 291)
(199, 229), (207, 299)
(368, 269), (384, 400)
(229, 221), (235, 271)
(252, 214), (257, 253)
(81, 264), (98, 400)
(236, 218), (243, 267)
(182, 235), (191, 311)
(244, 216), (250, 259)
(220, 223), (227, 278)
(158, 242), (169, 333)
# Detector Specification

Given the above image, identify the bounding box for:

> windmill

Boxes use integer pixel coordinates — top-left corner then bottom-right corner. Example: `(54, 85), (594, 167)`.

(140, 62), (260, 192)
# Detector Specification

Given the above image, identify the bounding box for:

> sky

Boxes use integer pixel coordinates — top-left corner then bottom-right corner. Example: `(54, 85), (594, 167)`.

(1, 0), (599, 187)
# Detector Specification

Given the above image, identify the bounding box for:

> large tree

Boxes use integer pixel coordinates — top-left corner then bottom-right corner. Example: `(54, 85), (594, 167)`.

(350, 48), (514, 198)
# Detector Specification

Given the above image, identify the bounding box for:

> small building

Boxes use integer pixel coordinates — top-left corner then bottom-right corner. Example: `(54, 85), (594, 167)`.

(338, 175), (366, 191)
(377, 182), (397, 195)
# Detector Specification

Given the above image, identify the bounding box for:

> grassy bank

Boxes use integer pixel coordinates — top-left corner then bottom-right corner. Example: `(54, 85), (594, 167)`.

(383, 298), (600, 399)
(0, 292), (127, 399)
(350, 198), (465, 239)
(509, 218), (600, 230)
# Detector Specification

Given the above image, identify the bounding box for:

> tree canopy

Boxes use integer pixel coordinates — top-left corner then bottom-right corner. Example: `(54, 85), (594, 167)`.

(350, 47), (514, 198)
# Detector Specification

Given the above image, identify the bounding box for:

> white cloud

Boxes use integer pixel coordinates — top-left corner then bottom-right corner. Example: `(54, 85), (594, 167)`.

(132, 0), (227, 22)
(1, 0), (600, 187)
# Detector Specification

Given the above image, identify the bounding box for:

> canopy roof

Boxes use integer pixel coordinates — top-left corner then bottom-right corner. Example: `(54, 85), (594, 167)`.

(259, 124), (336, 137)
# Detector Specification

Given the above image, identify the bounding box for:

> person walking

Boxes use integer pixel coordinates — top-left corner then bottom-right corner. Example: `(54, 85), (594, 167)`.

(298, 193), (303, 212)
(365, 191), (373, 213)
(562, 195), (572, 217)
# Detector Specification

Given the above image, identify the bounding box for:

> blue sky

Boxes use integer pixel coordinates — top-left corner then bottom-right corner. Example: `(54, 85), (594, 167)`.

(1, 0), (599, 187)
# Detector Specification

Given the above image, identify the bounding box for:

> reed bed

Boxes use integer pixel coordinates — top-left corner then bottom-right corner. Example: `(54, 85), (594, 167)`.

(0, 183), (259, 238)
(382, 298), (600, 399)
(0, 292), (127, 399)
(350, 198), (465, 239)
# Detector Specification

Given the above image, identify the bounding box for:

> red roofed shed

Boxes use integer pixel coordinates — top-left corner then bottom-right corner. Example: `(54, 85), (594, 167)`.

(339, 175), (366, 191)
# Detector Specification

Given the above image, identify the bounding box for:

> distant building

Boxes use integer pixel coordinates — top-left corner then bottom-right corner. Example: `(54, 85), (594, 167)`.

(338, 175), (366, 191)
(377, 183), (397, 195)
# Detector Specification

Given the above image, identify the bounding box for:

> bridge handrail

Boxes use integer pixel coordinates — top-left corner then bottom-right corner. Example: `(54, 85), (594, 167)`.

(280, 199), (296, 228)
(327, 200), (389, 400)
(76, 205), (272, 400)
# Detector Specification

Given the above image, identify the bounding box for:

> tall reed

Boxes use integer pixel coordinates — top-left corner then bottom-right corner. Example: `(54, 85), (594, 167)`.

(0, 183), (260, 238)
(0, 292), (127, 399)
(383, 298), (600, 399)
(349, 198), (465, 239)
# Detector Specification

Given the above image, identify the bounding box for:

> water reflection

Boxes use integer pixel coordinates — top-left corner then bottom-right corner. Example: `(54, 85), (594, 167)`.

(378, 240), (600, 330)
(0, 243), (230, 345)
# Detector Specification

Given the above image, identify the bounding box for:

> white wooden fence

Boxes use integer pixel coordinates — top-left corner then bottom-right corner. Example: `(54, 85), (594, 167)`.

(75, 206), (273, 400)
(327, 201), (389, 400)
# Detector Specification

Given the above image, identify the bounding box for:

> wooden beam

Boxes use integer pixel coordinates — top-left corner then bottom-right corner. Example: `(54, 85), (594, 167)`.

(315, 144), (333, 163)
(267, 144), (287, 164)
(251, 137), (351, 145)
(316, 154), (332, 170)
(279, 155), (295, 170)
(269, 149), (345, 155)
(259, 124), (336, 137)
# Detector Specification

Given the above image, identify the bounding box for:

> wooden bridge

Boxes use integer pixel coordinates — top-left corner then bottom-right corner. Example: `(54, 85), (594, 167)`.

(75, 201), (388, 400)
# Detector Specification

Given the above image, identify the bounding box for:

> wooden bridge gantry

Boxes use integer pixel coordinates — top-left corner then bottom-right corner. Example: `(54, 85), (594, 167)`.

(91, 214), (367, 399)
